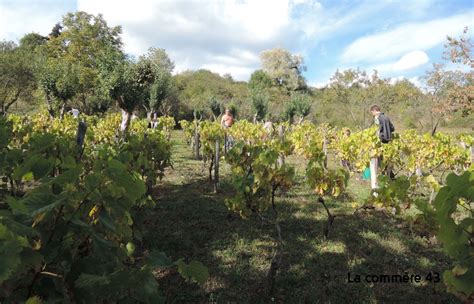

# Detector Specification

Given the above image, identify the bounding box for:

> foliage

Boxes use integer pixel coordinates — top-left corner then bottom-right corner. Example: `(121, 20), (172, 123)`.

(283, 92), (311, 123)
(422, 27), (473, 132)
(156, 116), (175, 140)
(0, 113), (207, 302)
(173, 70), (249, 119)
(138, 47), (175, 116)
(415, 171), (474, 301)
(41, 11), (124, 115)
(250, 90), (268, 121)
(289, 122), (349, 198)
(199, 121), (225, 180)
(227, 120), (266, 145)
(225, 140), (294, 218)
(248, 70), (273, 92)
(333, 126), (382, 171)
(179, 119), (195, 145)
(260, 48), (307, 92)
(0, 41), (37, 114)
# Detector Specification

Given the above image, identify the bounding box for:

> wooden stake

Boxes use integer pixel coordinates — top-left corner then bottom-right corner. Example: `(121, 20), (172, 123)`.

(278, 125), (285, 167)
(370, 157), (378, 191)
(214, 139), (220, 192)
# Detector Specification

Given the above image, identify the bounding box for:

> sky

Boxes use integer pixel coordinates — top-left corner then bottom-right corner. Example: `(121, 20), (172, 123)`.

(1, 0), (473, 87)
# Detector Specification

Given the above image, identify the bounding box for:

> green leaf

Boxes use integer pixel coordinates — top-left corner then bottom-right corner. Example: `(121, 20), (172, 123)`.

(443, 268), (474, 296)
(146, 251), (172, 268)
(75, 273), (111, 288)
(30, 157), (53, 180)
(52, 166), (81, 186)
(62, 155), (77, 169)
(126, 242), (135, 257)
(22, 171), (34, 182)
(6, 196), (28, 215)
(30, 195), (67, 217)
(105, 160), (146, 201)
(0, 225), (28, 284)
(452, 265), (469, 276)
(85, 173), (102, 192)
(26, 296), (42, 304)
(98, 209), (116, 232)
(425, 174), (440, 191)
(175, 259), (209, 285)
(70, 218), (92, 230)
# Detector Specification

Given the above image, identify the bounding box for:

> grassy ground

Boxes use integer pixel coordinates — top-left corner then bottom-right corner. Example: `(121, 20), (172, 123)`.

(135, 130), (460, 303)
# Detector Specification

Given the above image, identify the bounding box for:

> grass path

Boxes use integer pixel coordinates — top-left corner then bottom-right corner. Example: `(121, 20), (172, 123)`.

(135, 130), (460, 303)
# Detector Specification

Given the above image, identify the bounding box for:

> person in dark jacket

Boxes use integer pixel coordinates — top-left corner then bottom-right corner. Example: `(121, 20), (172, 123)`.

(370, 105), (394, 143)
(370, 104), (395, 178)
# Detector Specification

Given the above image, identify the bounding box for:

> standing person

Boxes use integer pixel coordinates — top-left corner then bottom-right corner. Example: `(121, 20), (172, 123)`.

(370, 104), (395, 178)
(221, 108), (234, 151)
(221, 108), (234, 128)
(370, 105), (394, 143)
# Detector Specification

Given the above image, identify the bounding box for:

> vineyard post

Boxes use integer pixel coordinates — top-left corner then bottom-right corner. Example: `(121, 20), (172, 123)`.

(224, 132), (227, 154)
(278, 124), (285, 167)
(471, 146), (474, 165)
(76, 120), (87, 161)
(214, 139), (220, 192)
(370, 157), (378, 191)
(194, 121), (200, 159)
(323, 136), (328, 169)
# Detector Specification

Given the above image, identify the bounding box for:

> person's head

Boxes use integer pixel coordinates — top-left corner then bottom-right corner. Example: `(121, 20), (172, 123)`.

(370, 104), (381, 117)
(344, 128), (351, 136)
(225, 108), (231, 115)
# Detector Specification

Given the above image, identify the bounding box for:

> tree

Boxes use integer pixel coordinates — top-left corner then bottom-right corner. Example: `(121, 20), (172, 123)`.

(114, 61), (148, 133)
(326, 69), (420, 129)
(328, 68), (372, 128)
(248, 70), (273, 92)
(423, 64), (472, 134)
(283, 92), (311, 123)
(43, 11), (123, 114)
(444, 26), (473, 67)
(37, 58), (80, 118)
(442, 26), (473, 117)
(173, 69), (249, 120)
(260, 48), (307, 92)
(0, 41), (36, 115)
(19, 33), (47, 51)
(138, 48), (175, 119)
(250, 90), (268, 122)
(208, 96), (222, 121)
(386, 79), (425, 130)
(423, 27), (473, 134)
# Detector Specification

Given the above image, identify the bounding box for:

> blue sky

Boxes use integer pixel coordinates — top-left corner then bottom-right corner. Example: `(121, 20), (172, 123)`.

(1, 0), (472, 87)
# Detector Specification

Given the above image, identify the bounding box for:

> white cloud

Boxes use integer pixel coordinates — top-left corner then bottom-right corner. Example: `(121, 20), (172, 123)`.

(77, 0), (385, 81)
(342, 12), (473, 64)
(78, 0), (321, 81)
(393, 50), (429, 71)
(371, 50), (430, 73)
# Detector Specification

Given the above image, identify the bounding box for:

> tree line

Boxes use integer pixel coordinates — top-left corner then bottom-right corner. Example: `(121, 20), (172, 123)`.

(1, 12), (472, 133)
